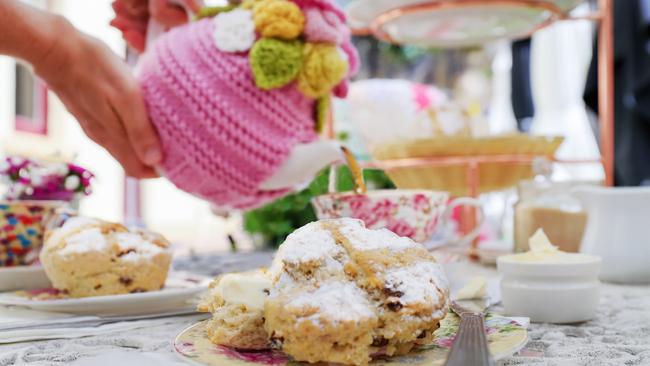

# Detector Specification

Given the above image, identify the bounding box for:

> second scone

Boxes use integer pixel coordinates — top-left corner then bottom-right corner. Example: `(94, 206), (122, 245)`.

(40, 217), (172, 298)
(264, 218), (449, 366)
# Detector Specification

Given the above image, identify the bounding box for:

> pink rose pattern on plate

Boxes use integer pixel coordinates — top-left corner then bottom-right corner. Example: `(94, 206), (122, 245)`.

(214, 346), (289, 366)
(312, 192), (448, 243)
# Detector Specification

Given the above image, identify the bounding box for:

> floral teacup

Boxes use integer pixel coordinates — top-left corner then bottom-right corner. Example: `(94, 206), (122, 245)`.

(0, 201), (64, 267)
(311, 190), (483, 244)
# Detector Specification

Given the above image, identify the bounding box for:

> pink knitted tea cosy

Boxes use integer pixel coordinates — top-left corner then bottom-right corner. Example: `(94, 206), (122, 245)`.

(137, 0), (359, 210)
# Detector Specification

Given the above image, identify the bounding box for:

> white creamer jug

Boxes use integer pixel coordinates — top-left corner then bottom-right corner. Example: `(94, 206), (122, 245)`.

(573, 186), (650, 283)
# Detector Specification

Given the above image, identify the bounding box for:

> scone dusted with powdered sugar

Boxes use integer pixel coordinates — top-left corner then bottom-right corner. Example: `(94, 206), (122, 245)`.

(265, 219), (449, 365)
(40, 217), (172, 298)
(200, 219), (449, 365)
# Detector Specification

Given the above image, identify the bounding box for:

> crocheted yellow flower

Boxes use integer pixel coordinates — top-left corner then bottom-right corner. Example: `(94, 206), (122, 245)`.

(298, 44), (348, 98)
(241, 0), (262, 10)
(253, 0), (305, 40)
(250, 38), (304, 90)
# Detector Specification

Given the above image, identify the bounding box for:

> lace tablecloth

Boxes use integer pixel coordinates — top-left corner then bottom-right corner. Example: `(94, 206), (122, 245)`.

(2, 252), (650, 366)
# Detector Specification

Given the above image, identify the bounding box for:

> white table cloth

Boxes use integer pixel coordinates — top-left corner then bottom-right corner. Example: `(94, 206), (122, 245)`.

(1, 252), (649, 366)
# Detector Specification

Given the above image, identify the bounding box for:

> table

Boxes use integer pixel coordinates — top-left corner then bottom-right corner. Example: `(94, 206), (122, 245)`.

(1, 252), (649, 366)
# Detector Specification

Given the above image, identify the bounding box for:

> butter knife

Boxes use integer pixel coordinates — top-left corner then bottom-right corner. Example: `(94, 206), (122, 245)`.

(443, 298), (496, 366)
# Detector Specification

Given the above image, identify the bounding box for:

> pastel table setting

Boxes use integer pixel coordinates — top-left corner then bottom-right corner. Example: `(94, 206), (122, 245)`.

(3, 252), (650, 366)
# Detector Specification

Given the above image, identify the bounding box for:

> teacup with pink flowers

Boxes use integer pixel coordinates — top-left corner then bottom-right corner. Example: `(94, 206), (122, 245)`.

(311, 190), (483, 244)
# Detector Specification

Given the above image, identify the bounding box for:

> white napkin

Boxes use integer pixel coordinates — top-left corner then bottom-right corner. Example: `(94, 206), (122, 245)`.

(0, 306), (78, 327)
(71, 351), (187, 366)
(0, 305), (195, 344)
(0, 318), (187, 344)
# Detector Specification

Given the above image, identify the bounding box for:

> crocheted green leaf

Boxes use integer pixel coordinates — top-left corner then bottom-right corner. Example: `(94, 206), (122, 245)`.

(194, 5), (238, 20)
(250, 39), (303, 90)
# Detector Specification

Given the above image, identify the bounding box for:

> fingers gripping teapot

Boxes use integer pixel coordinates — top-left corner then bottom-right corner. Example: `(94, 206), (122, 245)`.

(136, 0), (359, 210)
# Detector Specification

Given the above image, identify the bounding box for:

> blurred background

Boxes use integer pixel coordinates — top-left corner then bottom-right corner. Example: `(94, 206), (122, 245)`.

(0, 0), (608, 255)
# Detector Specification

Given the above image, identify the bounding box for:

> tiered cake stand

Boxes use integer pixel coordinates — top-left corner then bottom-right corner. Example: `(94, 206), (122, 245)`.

(339, 0), (614, 257)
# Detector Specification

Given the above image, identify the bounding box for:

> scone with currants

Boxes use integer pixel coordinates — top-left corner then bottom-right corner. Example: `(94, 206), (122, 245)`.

(40, 217), (172, 298)
(264, 218), (449, 365)
(200, 218), (449, 366)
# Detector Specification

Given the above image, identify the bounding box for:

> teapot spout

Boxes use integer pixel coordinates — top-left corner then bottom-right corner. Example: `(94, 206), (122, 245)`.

(260, 140), (343, 191)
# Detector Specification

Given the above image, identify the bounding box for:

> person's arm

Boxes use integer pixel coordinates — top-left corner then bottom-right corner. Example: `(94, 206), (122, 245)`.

(0, 0), (162, 178)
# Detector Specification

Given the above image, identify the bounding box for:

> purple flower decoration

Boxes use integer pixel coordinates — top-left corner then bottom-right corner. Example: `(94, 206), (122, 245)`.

(0, 156), (94, 201)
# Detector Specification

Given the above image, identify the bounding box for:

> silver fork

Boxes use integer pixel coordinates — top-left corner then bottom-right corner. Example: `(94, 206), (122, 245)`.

(443, 298), (496, 366)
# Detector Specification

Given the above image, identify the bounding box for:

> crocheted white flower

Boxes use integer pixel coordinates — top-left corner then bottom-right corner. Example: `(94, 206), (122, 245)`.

(213, 9), (256, 53)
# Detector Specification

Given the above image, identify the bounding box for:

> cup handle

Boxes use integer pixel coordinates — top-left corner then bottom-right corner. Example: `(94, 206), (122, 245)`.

(438, 197), (485, 247)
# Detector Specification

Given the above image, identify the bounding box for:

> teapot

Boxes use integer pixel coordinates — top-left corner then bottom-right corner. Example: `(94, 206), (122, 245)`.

(573, 185), (650, 283)
(136, 0), (359, 210)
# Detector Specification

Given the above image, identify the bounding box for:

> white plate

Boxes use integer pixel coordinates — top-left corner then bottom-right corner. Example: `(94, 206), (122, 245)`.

(346, 0), (584, 47)
(0, 265), (51, 292)
(0, 272), (210, 316)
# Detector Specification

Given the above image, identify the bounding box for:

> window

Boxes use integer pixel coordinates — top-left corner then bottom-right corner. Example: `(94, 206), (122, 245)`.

(13, 61), (48, 135)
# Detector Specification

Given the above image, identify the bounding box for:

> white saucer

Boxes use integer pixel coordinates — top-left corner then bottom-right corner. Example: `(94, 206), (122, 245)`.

(0, 265), (51, 292)
(0, 272), (210, 316)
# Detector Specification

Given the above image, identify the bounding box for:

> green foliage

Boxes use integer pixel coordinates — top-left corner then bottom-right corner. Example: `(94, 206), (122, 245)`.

(243, 167), (394, 248)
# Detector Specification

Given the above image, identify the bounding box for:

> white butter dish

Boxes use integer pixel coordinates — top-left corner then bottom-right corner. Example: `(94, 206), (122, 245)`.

(497, 255), (601, 324)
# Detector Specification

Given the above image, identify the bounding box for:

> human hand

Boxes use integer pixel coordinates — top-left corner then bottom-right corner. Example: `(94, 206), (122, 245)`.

(35, 18), (162, 178)
(110, 0), (202, 53)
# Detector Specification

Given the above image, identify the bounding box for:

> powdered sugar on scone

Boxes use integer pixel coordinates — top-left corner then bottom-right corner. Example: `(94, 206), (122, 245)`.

(45, 216), (101, 252)
(384, 261), (449, 306)
(270, 221), (348, 280)
(284, 281), (376, 324)
(114, 232), (166, 262)
(277, 222), (344, 264)
(336, 219), (419, 252)
(59, 227), (108, 256)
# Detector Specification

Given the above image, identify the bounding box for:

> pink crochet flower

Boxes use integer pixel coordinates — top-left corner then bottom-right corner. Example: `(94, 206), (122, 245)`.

(292, 0), (347, 20)
(303, 7), (346, 44)
(333, 39), (359, 98)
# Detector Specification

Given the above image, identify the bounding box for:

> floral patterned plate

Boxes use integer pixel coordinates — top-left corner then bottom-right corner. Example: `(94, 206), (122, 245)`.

(0, 272), (210, 316)
(174, 313), (528, 366)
